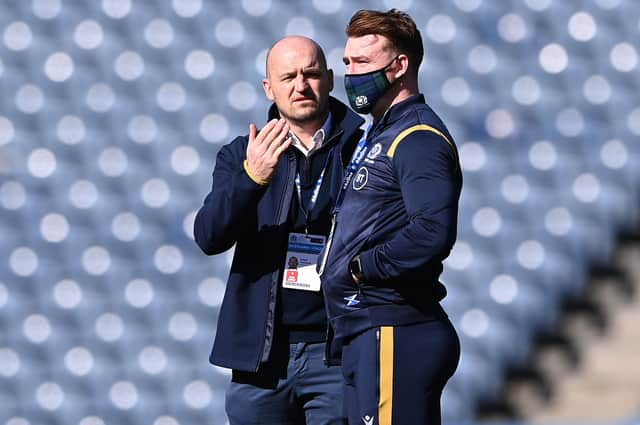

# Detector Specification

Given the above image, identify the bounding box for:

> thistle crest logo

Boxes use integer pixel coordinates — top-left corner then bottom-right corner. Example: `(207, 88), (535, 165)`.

(355, 95), (369, 107)
(367, 143), (382, 160)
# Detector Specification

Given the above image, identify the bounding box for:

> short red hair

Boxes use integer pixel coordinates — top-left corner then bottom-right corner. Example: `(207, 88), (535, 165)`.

(346, 9), (424, 75)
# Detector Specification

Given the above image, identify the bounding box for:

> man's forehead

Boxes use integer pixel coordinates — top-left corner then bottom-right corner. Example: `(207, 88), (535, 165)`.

(353, 34), (390, 47)
(268, 47), (323, 74)
(273, 55), (322, 73)
(346, 34), (391, 55)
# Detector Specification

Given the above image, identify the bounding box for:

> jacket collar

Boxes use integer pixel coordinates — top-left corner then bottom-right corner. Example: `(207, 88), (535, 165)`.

(325, 96), (366, 167)
(376, 93), (425, 128)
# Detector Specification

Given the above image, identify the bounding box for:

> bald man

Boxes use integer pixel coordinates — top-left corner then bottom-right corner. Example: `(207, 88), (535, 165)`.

(194, 36), (365, 425)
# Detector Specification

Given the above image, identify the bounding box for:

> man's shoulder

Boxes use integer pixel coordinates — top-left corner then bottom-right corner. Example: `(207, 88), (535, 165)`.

(212, 134), (251, 164)
(382, 105), (456, 159)
(399, 100), (452, 137)
(412, 102), (449, 131)
(221, 133), (250, 149)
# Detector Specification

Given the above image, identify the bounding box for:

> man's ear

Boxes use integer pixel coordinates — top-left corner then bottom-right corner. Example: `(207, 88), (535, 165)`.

(327, 68), (334, 92)
(394, 54), (409, 79)
(262, 78), (274, 101)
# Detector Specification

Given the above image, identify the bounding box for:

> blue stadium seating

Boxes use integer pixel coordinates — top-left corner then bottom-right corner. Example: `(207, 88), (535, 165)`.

(1, 1), (639, 424)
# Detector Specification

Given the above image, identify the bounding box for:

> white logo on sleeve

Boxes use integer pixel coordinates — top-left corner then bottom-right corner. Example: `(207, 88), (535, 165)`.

(362, 415), (375, 425)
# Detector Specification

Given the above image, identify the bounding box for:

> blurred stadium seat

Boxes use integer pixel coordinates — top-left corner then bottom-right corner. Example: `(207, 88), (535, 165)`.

(1, 0), (638, 424)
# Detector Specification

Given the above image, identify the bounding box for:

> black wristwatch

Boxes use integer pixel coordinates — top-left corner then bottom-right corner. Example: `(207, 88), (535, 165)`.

(349, 255), (365, 282)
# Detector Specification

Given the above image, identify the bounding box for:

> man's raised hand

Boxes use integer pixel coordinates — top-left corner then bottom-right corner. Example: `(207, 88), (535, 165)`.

(245, 118), (292, 184)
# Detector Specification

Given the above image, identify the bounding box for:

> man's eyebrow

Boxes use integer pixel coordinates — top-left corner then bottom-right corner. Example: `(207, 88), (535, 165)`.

(343, 55), (369, 63)
(277, 71), (296, 79)
(277, 64), (322, 77)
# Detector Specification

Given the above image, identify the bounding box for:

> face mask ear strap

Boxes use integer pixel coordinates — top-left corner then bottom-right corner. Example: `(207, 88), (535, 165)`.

(385, 55), (406, 82)
(384, 56), (400, 71)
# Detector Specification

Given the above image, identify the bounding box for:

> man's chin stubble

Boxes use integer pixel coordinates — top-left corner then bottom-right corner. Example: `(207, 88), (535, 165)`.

(284, 107), (324, 125)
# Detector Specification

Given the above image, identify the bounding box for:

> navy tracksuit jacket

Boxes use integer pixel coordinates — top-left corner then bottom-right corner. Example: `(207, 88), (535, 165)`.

(320, 94), (463, 343)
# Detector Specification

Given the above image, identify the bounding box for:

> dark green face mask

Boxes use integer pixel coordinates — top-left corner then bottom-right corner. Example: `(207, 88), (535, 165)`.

(344, 57), (397, 114)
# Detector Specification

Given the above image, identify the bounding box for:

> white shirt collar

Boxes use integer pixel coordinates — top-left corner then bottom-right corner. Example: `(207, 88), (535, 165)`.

(289, 113), (332, 157)
(290, 128), (325, 157)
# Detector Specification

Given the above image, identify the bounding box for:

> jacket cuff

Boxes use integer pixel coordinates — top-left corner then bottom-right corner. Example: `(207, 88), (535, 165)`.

(357, 249), (380, 283)
(243, 160), (270, 186)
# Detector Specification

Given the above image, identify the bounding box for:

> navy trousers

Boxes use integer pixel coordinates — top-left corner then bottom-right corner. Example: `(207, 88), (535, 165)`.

(341, 319), (460, 425)
(226, 341), (346, 425)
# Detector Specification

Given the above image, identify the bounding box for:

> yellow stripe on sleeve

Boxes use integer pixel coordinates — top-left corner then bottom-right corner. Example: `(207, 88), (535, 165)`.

(386, 124), (457, 161)
(379, 326), (394, 425)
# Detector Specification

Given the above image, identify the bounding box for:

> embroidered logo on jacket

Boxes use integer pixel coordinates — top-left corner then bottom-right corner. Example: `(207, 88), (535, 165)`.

(344, 293), (360, 307)
(366, 143), (382, 160)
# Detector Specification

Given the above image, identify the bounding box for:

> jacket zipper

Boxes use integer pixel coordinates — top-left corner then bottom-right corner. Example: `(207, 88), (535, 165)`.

(255, 150), (296, 371)
(321, 129), (358, 366)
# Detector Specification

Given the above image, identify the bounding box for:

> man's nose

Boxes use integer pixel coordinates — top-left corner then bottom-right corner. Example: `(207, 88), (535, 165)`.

(345, 63), (357, 75)
(294, 74), (308, 91)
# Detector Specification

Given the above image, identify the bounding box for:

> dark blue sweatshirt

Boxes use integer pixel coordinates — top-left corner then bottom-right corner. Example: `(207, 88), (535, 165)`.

(319, 94), (462, 342)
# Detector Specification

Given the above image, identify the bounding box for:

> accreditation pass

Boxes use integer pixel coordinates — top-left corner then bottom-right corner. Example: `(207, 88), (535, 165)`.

(282, 232), (326, 291)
